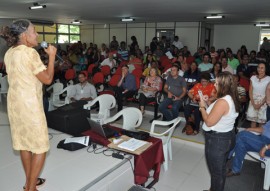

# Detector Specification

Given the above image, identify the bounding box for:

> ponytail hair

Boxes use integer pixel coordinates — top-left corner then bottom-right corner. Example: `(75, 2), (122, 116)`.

(0, 19), (31, 47)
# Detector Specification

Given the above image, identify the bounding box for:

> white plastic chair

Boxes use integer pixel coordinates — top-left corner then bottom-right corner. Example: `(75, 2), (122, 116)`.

(52, 85), (75, 107)
(150, 117), (181, 171)
(247, 151), (270, 190)
(46, 82), (64, 111)
(84, 94), (116, 123)
(103, 107), (142, 130)
(0, 75), (9, 103)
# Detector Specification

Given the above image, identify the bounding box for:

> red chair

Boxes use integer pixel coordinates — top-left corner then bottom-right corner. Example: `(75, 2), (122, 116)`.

(159, 55), (168, 63)
(114, 67), (122, 75)
(92, 72), (104, 85)
(161, 59), (172, 69)
(119, 60), (128, 67)
(132, 68), (143, 79)
(186, 56), (195, 65)
(109, 74), (121, 87)
(65, 69), (76, 81)
(92, 72), (105, 94)
(100, 65), (111, 77)
(87, 64), (96, 75)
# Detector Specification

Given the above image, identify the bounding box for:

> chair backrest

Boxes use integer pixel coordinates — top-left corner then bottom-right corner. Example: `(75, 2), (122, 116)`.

(100, 65), (111, 76)
(92, 72), (104, 85)
(0, 75), (9, 92)
(88, 94), (116, 119)
(104, 107), (142, 130)
(87, 64), (96, 75)
(53, 85), (75, 104)
(109, 74), (121, 87)
(150, 117), (181, 145)
(53, 82), (64, 93)
(65, 69), (76, 81)
(132, 68), (143, 79)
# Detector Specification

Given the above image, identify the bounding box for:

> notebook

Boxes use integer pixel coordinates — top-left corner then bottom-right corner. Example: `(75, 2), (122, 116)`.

(87, 118), (117, 138)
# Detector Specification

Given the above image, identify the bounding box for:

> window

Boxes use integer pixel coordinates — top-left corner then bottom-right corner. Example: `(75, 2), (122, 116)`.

(37, 24), (80, 44)
(260, 29), (270, 45)
(57, 24), (80, 44)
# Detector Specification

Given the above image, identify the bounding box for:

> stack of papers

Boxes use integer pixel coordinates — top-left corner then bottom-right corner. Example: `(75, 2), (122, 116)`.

(118, 138), (147, 152)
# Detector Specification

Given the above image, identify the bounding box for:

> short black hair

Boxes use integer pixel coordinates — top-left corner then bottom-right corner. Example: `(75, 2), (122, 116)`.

(121, 64), (129, 69)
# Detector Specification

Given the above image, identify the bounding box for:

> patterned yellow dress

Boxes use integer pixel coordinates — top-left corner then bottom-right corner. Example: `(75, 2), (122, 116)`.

(4, 45), (50, 154)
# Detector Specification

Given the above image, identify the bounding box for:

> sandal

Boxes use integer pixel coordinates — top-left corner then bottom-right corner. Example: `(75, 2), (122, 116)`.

(193, 130), (199, 135)
(23, 178), (46, 190)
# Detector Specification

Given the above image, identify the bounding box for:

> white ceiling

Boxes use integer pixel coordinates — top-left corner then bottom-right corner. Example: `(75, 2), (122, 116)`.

(1, 0), (270, 25)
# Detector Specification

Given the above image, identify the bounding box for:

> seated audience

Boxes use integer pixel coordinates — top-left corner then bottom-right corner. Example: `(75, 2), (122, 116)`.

(100, 53), (116, 69)
(236, 54), (251, 92)
(184, 61), (200, 90)
(159, 64), (187, 121)
(115, 65), (137, 111)
(221, 57), (234, 74)
(139, 67), (162, 114)
(198, 53), (213, 72)
(118, 41), (129, 61)
(210, 62), (222, 81)
(70, 72), (97, 102)
(142, 61), (161, 77)
(183, 73), (216, 135)
(227, 121), (270, 177)
(227, 50), (240, 72)
(162, 61), (184, 79)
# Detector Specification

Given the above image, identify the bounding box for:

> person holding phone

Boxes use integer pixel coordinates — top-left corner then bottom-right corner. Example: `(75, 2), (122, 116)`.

(199, 72), (239, 191)
(183, 73), (216, 135)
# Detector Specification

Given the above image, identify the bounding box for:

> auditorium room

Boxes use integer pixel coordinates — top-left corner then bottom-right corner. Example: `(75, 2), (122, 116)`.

(1, 1), (270, 191)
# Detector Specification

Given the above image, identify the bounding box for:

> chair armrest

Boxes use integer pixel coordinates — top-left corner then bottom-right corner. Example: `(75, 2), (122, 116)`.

(83, 97), (99, 110)
(103, 112), (123, 125)
(150, 117), (181, 135)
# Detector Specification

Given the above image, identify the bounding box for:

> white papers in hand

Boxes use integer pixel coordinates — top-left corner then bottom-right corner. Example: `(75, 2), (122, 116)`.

(118, 138), (147, 151)
(64, 136), (90, 146)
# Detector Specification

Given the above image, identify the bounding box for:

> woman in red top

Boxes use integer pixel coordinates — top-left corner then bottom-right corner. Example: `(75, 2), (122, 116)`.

(183, 73), (216, 135)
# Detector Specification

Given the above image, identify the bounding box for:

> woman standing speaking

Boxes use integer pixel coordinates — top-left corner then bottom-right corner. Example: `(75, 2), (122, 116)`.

(199, 72), (239, 191)
(0, 20), (56, 191)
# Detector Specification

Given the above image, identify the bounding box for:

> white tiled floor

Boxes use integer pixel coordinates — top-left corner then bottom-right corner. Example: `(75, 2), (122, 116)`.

(0, 97), (212, 191)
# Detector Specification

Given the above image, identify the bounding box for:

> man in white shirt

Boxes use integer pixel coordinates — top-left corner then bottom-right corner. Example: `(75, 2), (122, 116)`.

(198, 54), (213, 72)
(70, 73), (97, 102)
(172, 36), (183, 50)
(100, 53), (116, 69)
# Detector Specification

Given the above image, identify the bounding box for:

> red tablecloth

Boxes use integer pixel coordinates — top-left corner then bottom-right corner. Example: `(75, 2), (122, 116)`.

(82, 126), (164, 185)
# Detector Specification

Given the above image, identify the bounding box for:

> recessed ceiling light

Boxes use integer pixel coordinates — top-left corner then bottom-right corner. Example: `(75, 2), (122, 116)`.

(71, 20), (81, 24)
(205, 14), (224, 19)
(254, 22), (270, 27)
(29, 3), (46, 10)
(121, 17), (134, 22)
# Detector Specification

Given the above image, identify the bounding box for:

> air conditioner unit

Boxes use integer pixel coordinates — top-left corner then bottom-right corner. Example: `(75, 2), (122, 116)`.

(29, 19), (54, 26)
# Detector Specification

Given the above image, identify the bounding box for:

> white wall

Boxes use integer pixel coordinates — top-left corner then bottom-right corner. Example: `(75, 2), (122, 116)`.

(213, 24), (261, 53)
(80, 22), (200, 54)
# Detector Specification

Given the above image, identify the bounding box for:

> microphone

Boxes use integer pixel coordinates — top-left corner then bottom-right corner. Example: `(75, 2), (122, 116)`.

(40, 41), (64, 62)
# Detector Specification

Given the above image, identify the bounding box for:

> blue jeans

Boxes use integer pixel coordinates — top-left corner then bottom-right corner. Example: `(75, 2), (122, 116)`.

(158, 98), (182, 121)
(231, 131), (270, 173)
(205, 131), (235, 191)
